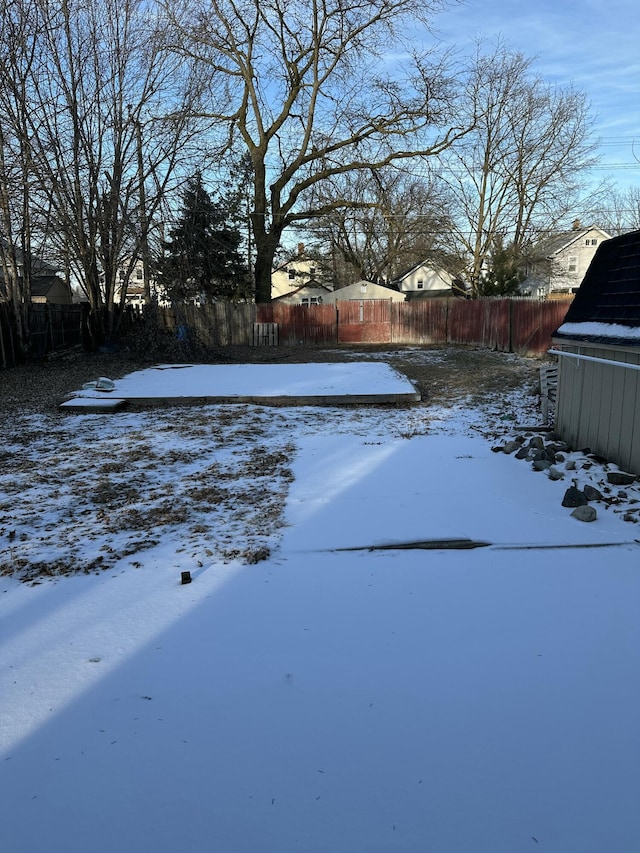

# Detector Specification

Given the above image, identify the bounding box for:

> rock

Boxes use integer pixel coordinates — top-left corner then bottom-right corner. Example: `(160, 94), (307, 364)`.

(547, 467), (564, 481)
(607, 471), (636, 486)
(583, 484), (604, 501)
(491, 445), (504, 453)
(571, 505), (597, 522)
(515, 447), (529, 460)
(562, 486), (588, 507)
(565, 460), (576, 471)
(531, 448), (556, 464)
(546, 442), (570, 455)
(533, 460), (552, 471)
(502, 440), (521, 454)
(530, 436), (545, 449)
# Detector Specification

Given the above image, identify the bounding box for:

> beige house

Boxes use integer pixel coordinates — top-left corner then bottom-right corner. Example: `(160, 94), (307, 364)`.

(323, 280), (405, 304)
(392, 261), (457, 299)
(272, 279), (333, 305)
(271, 246), (328, 299)
(520, 224), (611, 298)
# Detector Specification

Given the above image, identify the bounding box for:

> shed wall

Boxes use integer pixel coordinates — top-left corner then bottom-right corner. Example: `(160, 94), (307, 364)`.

(554, 341), (640, 474)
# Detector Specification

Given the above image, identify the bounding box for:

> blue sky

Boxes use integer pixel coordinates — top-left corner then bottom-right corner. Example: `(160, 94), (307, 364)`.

(428, 0), (640, 189)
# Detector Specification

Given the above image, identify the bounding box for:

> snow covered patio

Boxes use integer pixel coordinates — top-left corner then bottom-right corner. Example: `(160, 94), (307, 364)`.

(2, 350), (640, 852)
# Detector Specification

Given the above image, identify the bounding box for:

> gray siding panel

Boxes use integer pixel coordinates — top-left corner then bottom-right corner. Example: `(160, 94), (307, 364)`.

(554, 341), (640, 474)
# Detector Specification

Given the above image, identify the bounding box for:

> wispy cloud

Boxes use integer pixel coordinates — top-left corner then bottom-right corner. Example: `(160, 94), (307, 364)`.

(425, 0), (640, 185)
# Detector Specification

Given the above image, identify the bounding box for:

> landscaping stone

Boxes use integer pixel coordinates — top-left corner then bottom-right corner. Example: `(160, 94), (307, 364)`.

(571, 505), (597, 522)
(502, 440), (521, 454)
(562, 485), (588, 507)
(583, 484), (604, 501)
(547, 467), (564, 481)
(607, 471), (636, 486)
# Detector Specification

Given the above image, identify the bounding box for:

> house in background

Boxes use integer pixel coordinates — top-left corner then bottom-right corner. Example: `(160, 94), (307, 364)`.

(113, 257), (173, 307)
(0, 247), (72, 304)
(271, 244), (331, 300)
(392, 260), (459, 299)
(322, 279), (406, 304)
(552, 228), (640, 474)
(272, 279), (334, 306)
(519, 223), (611, 298)
(30, 274), (73, 304)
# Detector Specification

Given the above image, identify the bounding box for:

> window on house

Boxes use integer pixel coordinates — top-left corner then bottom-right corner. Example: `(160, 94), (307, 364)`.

(301, 296), (322, 306)
(288, 270), (295, 280)
(417, 279), (424, 289)
(585, 238), (598, 246)
(310, 267), (316, 276)
(568, 256), (577, 272)
(136, 268), (143, 279)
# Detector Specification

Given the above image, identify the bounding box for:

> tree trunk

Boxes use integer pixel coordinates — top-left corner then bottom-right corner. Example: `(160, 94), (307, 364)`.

(252, 228), (281, 303)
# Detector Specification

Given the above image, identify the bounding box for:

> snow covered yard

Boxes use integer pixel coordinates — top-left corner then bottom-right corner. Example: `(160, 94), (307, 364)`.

(1, 349), (640, 852)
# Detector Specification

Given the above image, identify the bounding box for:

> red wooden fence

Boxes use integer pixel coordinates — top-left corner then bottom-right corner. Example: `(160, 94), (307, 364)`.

(235, 297), (571, 355)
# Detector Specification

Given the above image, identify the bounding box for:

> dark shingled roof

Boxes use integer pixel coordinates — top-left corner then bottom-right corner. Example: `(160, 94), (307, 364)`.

(554, 230), (640, 341)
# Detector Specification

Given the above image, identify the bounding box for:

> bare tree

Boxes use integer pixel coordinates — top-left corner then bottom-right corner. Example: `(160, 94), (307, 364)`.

(164, 0), (469, 302)
(440, 42), (598, 296)
(584, 185), (640, 236)
(307, 167), (455, 286)
(0, 0), (40, 357)
(0, 0), (208, 340)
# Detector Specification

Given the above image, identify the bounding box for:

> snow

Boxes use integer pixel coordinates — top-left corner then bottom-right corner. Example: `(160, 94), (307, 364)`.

(63, 361), (419, 403)
(2, 355), (640, 853)
(556, 321), (640, 341)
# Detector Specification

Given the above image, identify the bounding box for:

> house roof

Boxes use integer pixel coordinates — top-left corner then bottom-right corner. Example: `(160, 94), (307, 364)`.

(531, 226), (610, 260)
(554, 229), (640, 344)
(392, 260), (441, 282)
(272, 280), (333, 301)
(30, 275), (67, 297)
(327, 280), (405, 301)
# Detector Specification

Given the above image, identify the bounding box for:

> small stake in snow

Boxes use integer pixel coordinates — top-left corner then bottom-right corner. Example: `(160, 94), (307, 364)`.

(181, 571), (192, 585)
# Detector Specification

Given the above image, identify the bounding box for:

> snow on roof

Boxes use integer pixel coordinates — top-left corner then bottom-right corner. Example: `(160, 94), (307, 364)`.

(555, 321), (640, 342)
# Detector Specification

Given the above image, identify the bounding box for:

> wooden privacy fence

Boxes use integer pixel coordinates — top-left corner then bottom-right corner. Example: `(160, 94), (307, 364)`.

(0, 302), (86, 367)
(155, 298), (572, 355)
(255, 297), (572, 355)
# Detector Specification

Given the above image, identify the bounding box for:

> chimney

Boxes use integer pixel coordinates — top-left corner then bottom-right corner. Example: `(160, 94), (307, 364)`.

(297, 242), (305, 256)
(572, 219), (581, 231)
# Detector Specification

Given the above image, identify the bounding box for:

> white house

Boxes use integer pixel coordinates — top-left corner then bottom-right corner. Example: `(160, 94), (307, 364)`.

(519, 224), (611, 298)
(323, 280), (405, 304)
(392, 261), (457, 299)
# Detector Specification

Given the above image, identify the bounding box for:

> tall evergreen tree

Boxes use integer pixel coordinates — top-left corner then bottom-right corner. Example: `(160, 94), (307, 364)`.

(157, 172), (250, 303)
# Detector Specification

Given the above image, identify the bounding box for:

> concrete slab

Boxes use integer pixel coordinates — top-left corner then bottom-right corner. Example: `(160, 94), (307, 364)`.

(61, 362), (421, 409)
(59, 397), (127, 413)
